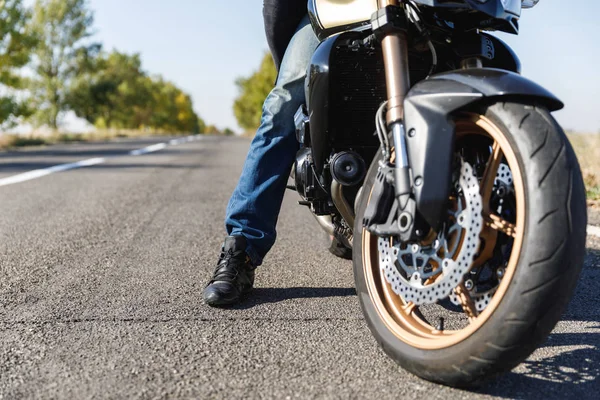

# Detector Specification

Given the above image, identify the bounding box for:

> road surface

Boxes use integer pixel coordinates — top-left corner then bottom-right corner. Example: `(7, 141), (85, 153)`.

(0, 136), (598, 399)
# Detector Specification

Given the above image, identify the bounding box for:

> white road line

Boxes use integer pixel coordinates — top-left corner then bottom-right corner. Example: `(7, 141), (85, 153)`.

(0, 135), (204, 188)
(169, 135), (203, 146)
(129, 143), (167, 156)
(0, 157), (106, 187)
(588, 225), (600, 238)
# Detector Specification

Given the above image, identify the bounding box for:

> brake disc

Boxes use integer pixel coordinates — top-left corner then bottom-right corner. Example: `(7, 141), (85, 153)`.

(495, 164), (513, 187)
(448, 163), (514, 312)
(378, 160), (483, 306)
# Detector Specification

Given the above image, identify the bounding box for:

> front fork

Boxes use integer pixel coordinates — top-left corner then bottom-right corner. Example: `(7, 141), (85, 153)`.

(378, 0), (410, 125)
(378, 0), (412, 207)
(363, 1), (418, 239)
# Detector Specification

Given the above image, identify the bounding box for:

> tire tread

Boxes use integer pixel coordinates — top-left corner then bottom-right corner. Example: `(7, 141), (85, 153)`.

(538, 141), (565, 186)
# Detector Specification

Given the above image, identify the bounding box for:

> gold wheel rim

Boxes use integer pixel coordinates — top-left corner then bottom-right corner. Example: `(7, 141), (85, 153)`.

(362, 114), (526, 350)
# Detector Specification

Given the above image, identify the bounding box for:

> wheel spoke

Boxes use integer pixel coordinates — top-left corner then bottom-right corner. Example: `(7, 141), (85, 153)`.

(480, 141), (503, 212)
(454, 284), (478, 321)
(473, 226), (498, 269)
(485, 213), (517, 238)
(402, 302), (417, 315)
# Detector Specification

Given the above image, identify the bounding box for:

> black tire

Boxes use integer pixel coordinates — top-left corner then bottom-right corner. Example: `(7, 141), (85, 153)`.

(353, 102), (587, 387)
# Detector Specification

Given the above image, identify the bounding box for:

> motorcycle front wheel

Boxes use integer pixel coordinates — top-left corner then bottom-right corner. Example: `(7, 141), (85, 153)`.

(353, 102), (587, 387)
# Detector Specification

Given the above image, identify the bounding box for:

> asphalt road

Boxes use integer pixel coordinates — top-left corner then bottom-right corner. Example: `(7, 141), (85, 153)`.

(0, 136), (598, 399)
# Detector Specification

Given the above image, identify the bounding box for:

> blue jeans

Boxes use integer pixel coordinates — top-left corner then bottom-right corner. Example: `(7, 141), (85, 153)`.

(225, 16), (319, 266)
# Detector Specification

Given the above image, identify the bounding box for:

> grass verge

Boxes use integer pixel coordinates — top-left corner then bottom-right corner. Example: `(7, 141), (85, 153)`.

(567, 132), (600, 202)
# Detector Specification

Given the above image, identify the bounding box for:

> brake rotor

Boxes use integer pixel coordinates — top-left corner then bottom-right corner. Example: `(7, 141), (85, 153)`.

(378, 160), (483, 306)
(448, 163), (514, 311)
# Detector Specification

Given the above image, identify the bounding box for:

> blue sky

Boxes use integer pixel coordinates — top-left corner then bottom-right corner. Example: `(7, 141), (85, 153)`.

(87, 0), (598, 133)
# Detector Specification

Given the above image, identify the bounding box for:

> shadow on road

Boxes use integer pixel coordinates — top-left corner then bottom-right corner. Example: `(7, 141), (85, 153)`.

(233, 287), (357, 309)
(472, 248), (600, 398)
(476, 329), (600, 398)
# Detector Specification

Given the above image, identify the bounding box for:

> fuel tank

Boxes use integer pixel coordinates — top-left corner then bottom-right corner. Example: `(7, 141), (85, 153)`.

(308, 0), (378, 40)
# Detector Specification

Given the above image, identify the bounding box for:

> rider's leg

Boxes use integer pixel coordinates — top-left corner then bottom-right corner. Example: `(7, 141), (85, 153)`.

(203, 16), (319, 307)
(224, 16), (319, 267)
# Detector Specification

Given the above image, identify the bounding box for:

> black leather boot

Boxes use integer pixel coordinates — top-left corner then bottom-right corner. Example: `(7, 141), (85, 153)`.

(203, 236), (256, 307)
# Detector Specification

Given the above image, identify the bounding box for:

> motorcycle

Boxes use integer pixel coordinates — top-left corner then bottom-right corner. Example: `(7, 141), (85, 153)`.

(292, 0), (587, 387)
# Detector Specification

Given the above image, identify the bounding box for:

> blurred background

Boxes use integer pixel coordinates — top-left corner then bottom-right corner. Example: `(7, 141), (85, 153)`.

(0, 0), (598, 198)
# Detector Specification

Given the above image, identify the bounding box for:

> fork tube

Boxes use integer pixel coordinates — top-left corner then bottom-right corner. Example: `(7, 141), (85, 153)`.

(378, 0), (410, 125)
(378, 0), (412, 207)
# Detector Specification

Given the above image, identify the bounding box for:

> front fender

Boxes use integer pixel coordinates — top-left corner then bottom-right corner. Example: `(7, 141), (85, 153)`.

(405, 68), (563, 230)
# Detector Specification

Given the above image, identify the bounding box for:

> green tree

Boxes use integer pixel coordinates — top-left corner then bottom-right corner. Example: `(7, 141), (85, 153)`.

(233, 53), (276, 130)
(173, 90), (201, 133)
(0, 0), (35, 125)
(69, 51), (149, 129)
(197, 116), (206, 134)
(204, 124), (221, 135)
(28, 0), (98, 130)
(146, 77), (201, 133)
(70, 51), (203, 134)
